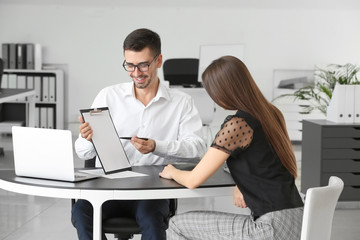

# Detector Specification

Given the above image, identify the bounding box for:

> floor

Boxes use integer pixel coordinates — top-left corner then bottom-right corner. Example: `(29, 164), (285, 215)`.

(1, 137), (360, 240)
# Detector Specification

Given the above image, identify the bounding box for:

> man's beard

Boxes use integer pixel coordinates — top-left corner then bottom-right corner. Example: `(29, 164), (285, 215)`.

(132, 74), (152, 89)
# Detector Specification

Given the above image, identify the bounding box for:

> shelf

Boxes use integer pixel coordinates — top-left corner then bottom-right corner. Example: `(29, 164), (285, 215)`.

(1, 69), (64, 131)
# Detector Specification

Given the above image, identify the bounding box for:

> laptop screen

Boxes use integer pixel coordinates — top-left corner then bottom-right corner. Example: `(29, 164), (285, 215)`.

(12, 126), (76, 181)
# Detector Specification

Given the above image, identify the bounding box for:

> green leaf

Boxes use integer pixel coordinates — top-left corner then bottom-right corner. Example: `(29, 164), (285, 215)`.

(273, 63), (360, 115)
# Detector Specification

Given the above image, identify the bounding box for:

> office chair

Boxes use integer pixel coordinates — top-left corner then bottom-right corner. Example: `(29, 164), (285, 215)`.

(163, 58), (201, 87)
(71, 157), (178, 240)
(300, 176), (344, 240)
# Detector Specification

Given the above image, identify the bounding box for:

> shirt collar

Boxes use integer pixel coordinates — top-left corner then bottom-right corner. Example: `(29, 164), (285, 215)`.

(154, 82), (171, 101)
(124, 80), (171, 102)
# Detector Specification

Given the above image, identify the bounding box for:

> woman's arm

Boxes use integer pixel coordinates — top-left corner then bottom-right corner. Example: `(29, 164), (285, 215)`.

(159, 147), (229, 189)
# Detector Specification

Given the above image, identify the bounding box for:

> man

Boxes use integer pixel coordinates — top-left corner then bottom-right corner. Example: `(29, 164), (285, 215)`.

(71, 28), (206, 240)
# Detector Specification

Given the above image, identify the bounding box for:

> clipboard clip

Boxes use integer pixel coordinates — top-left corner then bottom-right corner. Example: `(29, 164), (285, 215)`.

(90, 108), (103, 115)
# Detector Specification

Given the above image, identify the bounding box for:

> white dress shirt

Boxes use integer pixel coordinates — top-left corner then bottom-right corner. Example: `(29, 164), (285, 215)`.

(75, 81), (206, 166)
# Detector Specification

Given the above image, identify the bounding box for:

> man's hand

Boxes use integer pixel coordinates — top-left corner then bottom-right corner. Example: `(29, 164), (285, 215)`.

(233, 185), (247, 208)
(131, 136), (156, 154)
(78, 116), (93, 141)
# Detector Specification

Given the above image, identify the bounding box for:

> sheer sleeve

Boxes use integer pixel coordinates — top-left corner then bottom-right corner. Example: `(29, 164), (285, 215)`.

(211, 117), (253, 154)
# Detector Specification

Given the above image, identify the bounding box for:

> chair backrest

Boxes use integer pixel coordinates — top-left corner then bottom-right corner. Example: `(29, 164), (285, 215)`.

(163, 58), (201, 87)
(300, 176), (344, 240)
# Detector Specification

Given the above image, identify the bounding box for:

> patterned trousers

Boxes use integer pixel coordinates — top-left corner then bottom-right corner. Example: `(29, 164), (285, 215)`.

(167, 207), (303, 240)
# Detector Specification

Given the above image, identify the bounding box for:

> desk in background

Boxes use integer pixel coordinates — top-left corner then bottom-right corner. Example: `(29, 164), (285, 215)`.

(0, 88), (36, 128)
(0, 88), (35, 103)
(0, 89), (35, 156)
(0, 165), (235, 240)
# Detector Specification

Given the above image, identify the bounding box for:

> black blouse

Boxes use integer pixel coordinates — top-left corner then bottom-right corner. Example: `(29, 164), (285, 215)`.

(211, 110), (303, 217)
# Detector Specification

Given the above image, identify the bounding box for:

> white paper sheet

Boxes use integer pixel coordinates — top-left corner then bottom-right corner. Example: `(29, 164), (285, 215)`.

(79, 169), (148, 179)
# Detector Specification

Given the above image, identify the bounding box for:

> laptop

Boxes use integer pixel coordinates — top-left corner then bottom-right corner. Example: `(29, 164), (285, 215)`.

(12, 126), (98, 182)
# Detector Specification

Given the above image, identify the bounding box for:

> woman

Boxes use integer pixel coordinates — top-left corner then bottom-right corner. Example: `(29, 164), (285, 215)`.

(159, 56), (304, 240)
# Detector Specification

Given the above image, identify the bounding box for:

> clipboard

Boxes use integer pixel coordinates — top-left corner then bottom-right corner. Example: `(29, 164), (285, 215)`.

(80, 107), (132, 174)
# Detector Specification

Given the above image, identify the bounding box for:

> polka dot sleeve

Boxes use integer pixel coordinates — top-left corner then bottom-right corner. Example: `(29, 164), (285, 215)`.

(211, 117), (253, 154)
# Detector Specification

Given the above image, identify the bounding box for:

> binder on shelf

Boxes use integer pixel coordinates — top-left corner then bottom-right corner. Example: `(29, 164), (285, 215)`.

(34, 76), (41, 101)
(326, 84), (346, 123)
(34, 107), (40, 128)
(16, 75), (27, 101)
(9, 43), (16, 69)
(26, 43), (35, 69)
(48, 76), (56, 102)
(354, 85), (360, 123)
(16, 44), (26, 69)
(344, 85), (355, 123)
(42, 76), (49, 102)
(27, 76), (34, 89)
(26, 76), (34, 101)
(17, 75), (26, 89)
(7, 74), (17, 89)
(1, 43), (9, 69)
(34, 43), (42, 70)
(47, 107), (54, 129)
(40, 107), (47, 128)
(1, 74), (8, 88)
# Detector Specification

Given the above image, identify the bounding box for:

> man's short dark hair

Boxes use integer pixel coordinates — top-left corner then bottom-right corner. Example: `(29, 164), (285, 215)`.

(123, 28), (161, 56)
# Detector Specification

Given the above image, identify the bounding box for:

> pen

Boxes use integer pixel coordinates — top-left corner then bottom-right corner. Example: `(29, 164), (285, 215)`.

(120, 137), (149, 141)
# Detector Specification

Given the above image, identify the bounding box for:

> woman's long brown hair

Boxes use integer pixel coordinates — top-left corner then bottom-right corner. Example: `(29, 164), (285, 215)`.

(202, 56), (297, 178)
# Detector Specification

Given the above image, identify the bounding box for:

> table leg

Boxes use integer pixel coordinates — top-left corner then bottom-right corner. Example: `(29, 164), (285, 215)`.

(81, 190), (114, 240)
(92, 200), (103, 240)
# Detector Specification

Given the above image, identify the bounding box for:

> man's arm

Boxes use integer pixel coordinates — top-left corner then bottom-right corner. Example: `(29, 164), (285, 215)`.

(152, 95), (206, 161)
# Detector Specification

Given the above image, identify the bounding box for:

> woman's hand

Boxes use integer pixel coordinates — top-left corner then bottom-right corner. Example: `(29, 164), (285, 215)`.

(160, 148), (229, 189)
(233, 186), (247, 208)
(159, 164), (176, 180)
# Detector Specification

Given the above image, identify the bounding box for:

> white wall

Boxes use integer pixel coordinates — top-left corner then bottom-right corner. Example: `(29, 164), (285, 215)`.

(1, 0), (360, 133)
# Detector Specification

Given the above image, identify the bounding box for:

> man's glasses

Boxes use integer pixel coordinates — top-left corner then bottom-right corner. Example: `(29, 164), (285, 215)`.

(123, 54), (159, 72)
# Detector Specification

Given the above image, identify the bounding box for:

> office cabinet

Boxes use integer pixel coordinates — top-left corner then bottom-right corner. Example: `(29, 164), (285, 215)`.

(301, 119), (360, 201)
(1, 69), (64, 132)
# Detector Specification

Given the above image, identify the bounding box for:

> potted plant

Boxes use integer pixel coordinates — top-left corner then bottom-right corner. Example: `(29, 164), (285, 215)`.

(273, 63), (360, 115)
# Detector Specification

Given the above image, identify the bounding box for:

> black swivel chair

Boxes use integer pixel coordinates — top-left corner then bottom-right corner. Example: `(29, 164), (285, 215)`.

(72, 157), (178, 240)
(163, 58), (201, 87)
